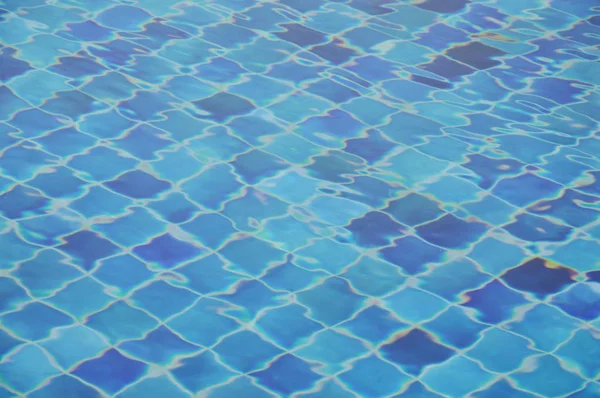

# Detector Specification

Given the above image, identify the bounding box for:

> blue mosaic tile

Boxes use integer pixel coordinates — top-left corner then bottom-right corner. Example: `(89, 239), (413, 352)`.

(1, 0), (599, 396)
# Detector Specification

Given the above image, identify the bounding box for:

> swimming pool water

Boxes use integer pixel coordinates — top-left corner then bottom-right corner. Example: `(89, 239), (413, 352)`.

(0, 0), (599, 396)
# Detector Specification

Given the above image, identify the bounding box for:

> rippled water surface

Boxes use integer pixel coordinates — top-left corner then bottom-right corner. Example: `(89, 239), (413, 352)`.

(1, 0), (600, 396)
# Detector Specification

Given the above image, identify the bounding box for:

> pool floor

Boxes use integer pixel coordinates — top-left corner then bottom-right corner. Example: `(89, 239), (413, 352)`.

(1, 0), (600, 396)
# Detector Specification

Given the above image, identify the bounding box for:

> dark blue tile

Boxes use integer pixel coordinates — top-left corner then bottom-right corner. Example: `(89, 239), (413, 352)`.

(0, 185), (50, 219)
(551, 283), (600, 321)
(72, 349), (147, 395)
(275, 23), (328, 47)
(503, 213), (572, 242)
(251, 354), (321, 395)
(346, 211), (406, 247)
(105, 170), (170, 199)
(191, 92), (256, 122)
(310, 38), (359, 65)
(58, 230), (120, 271)
(0, 47), (32, 82)
(416, 214), (487, 249)
(382, 329), (454, 375)
(49, 52), (107, 79)
(501, 257), (575, 299)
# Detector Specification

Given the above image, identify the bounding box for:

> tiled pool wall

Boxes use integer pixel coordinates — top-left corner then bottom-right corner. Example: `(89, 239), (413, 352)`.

(0, 0), (599, 397)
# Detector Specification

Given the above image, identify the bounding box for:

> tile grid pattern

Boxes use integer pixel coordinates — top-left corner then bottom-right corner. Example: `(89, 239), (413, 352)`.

(0, 0), (600, 397)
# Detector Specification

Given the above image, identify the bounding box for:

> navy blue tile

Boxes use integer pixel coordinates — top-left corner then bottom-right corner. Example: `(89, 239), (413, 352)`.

(501, 258), (576, 299)
(382, 329), (454, 375)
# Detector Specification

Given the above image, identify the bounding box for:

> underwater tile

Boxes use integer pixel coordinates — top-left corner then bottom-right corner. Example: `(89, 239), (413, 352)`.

(217, 279), (287, 321)
(171, 351), (237, 393)
(385, 287), (448, 324)
(12, 249), (83, 298)
(511, 355), (585, 397)
(117, 376), (191, 398)
(338, 354), (410, 397)
(462, 279), (530, 324)
(204, 377), (274, 398)
(251, 354), (321, 395)
(214, 330), (283, 373)
(381, 235), (445, 275)
(27, 167), (88, 199)
(93, 254), (154, 296)
(46, 277), (114, 319)
(28, 375), (104, 398)
(2, 302), (72, 341)
(555, 329), (600, 379)
(421, 356), (494, 397)
(506, 304), (580, 352)
(85, 301), (159, 345)
(220, 236), (287, 276)
(2, 0), (600, 395)
(420, 258), (491, 302)
(39, 325), (109, 370)
(296, 277), (365, 325)
(416, 214), (487, 249)
(57, 230), (120, 271)
(0, 345), (60, 394)
(72, 349), (147, 395)
(119, 326), (200, 365)
(422, 306), (487, 350)
(551, 283), (600, 321)
(346, 211), (406, 247)
(167, 298), (240, 346)
(0, 142), (58, 181)
(96, 5), (152, 32)
(131, 280), (198, 319)
(255, 304), (322, 349)
(0, 277), (29, 314)
(467, 328), (538, 373)
(503, 213), (572, 242)
(500, 257), (576, 299)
